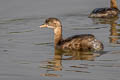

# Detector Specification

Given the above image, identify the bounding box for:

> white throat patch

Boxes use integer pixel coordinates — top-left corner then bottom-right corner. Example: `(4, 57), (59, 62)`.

(48, 26), (54, 28)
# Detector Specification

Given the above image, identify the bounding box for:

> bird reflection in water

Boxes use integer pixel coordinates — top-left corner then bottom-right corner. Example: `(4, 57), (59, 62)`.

(40, 49), (102, 77)
(110, 20), (120, 44)
(91, 17), (120, 44)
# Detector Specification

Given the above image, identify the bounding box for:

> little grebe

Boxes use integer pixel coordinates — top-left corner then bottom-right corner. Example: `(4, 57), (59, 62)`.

(89, 0), (119, 18)
(40, 18), (103, 51)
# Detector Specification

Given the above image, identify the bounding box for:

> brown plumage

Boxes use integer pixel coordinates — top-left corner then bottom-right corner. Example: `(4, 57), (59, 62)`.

(40, 18), (103, 51)
(89, 0), (119, 18)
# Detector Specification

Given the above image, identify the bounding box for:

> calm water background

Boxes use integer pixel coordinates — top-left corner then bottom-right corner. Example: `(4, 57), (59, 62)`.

(0, 0), (120, 80)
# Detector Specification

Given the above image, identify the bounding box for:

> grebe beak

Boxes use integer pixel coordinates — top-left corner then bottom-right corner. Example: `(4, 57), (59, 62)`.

(40, 24), (48, 28)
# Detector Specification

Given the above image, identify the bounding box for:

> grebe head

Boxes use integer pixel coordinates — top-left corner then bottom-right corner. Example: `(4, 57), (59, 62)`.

(111, 0), (118, 9)
(40, 18), (63, 47)
(40, 18), (62, 29)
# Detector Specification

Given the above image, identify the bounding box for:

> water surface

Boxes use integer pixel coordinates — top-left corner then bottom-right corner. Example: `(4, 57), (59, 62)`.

(0, 0), (120, 80)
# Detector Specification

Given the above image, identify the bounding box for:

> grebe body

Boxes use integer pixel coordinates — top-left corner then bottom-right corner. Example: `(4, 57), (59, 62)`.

(89, 0), (119, 18)
(40, 18), (103, 51)
(58, 34), (103, 51)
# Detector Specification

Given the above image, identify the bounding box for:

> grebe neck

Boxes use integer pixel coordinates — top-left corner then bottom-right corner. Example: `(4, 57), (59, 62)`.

(110, 0), (118, 9)
(54, 26), (62, 47)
